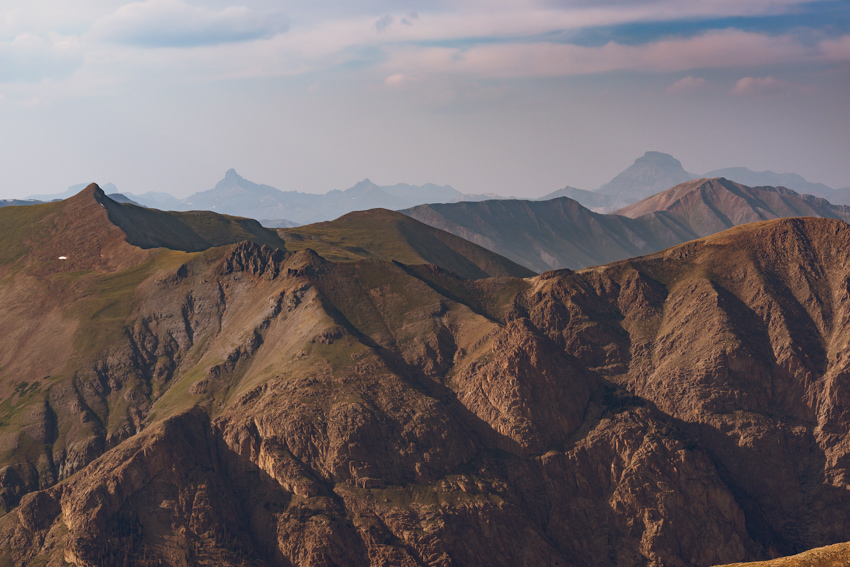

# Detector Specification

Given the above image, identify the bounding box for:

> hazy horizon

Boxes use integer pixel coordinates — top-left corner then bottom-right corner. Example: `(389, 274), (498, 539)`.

(2, 0), (849, 200)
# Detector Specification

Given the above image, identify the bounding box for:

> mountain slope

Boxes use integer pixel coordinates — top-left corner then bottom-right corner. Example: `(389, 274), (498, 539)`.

(2, 215), (850, 565)
(279, 208), (535, 279)
(617, 177), (850, 235)
(718, 541), (850, 567)
(402, 197), (695, 271)
(403, 179), (850, 272)
(704, 167), (838, 201)
(536, 185), (616, 211)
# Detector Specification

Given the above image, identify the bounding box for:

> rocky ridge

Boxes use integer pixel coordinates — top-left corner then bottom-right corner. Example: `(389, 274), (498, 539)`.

(1, 190), (850, 565)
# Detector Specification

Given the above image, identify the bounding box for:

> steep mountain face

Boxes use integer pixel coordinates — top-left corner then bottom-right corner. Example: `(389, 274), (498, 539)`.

(598, 151), (695, 204)
(2, 190), (850, 566)
(278, 208), (535, 279)
(180, 170), (464, 224)
(403, 179), (850, 272)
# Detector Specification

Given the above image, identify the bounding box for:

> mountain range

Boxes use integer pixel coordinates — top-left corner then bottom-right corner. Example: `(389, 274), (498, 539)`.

(1, 186), (850, 565)
(26, 171), (474, 226)
(19, 152), (847, 223)
(545, 151), (850, 212)
(402, 177), (850, 272)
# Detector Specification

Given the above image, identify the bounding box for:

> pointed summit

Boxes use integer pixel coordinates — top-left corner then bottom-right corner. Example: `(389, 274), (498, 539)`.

(66, 182), (108, 206)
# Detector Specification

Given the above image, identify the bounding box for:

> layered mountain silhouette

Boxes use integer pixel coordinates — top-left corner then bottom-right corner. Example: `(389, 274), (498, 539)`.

(403, 178), (850, 272)
(20, 153), (845, 224)
(536, 185), (616, 211)
(1, 187), (850, 565)
(157, 170), (466, 224)
(538, 152), (846, 212)
(703, 166), (844, 202)
(25, 171), (470, 225)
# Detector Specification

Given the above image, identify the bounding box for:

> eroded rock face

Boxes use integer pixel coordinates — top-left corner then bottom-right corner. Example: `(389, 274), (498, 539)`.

(3, 218), (850, 566)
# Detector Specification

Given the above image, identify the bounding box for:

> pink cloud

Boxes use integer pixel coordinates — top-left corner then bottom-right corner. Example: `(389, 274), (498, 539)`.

(667, 76), (709, 94)
(383, 30), (809, 79)
(731, 76), (788, 95)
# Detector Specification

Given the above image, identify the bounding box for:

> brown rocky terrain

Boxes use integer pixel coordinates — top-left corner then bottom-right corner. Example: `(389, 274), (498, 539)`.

(718, 541), (850, 566)
(1, 187), (850, 566)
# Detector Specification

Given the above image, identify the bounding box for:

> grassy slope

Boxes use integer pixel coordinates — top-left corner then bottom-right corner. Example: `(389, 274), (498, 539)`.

(279, 208), (535, 279)
(0, 187), (289, 503)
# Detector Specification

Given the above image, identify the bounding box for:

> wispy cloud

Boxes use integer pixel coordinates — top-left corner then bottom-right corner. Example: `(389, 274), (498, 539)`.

(731, 76), (789, 95)
(381, 30), (817, 79)
(90, 0), (288, 48)
(667, 76), (710, 95)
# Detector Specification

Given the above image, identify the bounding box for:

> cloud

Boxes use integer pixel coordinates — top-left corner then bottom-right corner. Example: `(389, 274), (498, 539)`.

(381, 30), (809, 79)
(820, 35), (850, 61)
(375, 15), (394, 33)
(384, 73), (406, 86)
(731, 76), (788, 95)
(0, 33), (82, 82)
(91, 0), (288, 48)
(667, 76), (709, 94)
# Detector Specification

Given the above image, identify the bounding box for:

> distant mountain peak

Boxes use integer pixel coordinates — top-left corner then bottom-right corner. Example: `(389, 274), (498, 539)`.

(599, 151), (694, 202)
(223, 168), (242, 181)
(350, 178), (378, 190)
(638, 151), (684, 168)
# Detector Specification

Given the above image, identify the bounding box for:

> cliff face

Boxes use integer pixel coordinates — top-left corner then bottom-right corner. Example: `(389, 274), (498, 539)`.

(2, 191), (850, 566)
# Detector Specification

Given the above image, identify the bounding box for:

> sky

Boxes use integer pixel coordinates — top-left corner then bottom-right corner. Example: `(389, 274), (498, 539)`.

(1, 0), (849, 199)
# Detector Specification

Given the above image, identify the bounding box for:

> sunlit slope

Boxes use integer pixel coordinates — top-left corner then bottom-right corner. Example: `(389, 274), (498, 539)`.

(0, 185), (287, 515)
(3, 217), (850, 565)
(716, 541), (850, 567)
(617, 177), (850, 235)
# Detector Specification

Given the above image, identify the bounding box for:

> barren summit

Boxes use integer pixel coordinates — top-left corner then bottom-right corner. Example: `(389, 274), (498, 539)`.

(1, 185), (850, 566)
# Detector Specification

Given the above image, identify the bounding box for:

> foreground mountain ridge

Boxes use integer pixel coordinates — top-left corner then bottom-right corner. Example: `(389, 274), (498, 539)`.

(0, 187), (849, 565)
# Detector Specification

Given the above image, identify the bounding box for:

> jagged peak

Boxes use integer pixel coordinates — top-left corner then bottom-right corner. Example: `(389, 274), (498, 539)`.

(223, 168), (244, 182)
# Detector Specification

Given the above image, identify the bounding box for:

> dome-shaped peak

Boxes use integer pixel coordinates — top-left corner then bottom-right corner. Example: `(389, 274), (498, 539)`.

(638, 152), (683, 168)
